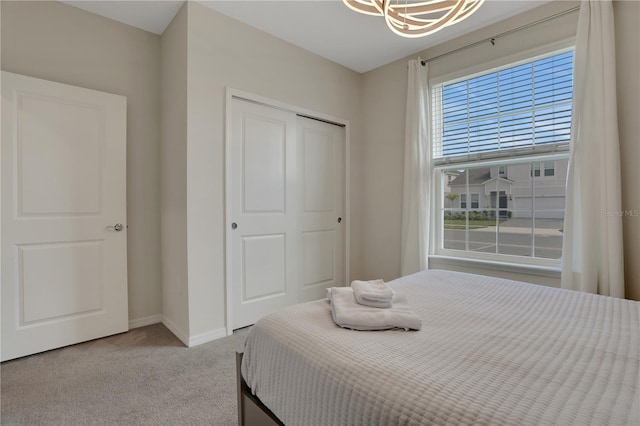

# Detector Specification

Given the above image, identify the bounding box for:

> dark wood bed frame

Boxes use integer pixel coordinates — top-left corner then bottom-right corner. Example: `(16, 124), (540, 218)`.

(236, 352), (284, 426)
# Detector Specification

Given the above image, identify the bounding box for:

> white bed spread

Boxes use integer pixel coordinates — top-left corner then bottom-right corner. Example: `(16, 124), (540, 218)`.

(241, 270), (640, 425)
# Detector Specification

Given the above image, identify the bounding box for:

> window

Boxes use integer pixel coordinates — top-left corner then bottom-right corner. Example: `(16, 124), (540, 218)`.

(460, 193), (479, 209)
(432, 49), (573, 265)
(544, 163), (555, 176)
(532, 162), (555, 177)
(471, 194), (479, 209)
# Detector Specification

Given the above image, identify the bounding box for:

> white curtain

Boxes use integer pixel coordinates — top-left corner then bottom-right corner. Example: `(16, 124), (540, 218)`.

(400, 59), (431, 276)
(561, 0), (624, 297)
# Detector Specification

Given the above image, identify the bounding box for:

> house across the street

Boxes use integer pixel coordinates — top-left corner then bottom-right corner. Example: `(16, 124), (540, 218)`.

(446, 160), (567, 220)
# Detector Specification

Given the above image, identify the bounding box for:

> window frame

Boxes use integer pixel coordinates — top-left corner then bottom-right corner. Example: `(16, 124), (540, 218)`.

(432, 153), (569, 269)
(544, 163), (555, 176)
(470, 193), (479, 209)
(533, 164), (541, 177)
(459, 193), (480, 209)
(532, 162), (556, 177)
(428, 44), (575, 272)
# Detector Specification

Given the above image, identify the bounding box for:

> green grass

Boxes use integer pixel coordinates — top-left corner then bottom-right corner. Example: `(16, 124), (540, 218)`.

(444, 219), (503, 230)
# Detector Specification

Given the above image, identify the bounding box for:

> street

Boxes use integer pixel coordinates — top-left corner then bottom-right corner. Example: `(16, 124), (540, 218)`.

(444, 219), (563, 259)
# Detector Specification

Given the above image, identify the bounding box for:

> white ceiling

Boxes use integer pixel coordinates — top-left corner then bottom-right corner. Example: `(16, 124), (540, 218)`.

(62, 0), (184, 35)
(61, 0), (552, 73)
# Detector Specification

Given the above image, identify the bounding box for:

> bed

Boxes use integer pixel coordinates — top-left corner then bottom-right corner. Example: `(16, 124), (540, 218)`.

(238, 270), (640, 425)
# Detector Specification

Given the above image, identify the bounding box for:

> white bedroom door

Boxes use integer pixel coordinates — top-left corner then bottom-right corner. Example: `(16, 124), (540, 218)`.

(297, 116), (345, 302)
(230, 98), (299, 329)
(1, 72), (128, 361)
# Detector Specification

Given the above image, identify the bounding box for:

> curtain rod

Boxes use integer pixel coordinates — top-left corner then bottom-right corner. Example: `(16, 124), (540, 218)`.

(420, 5), (580, 65)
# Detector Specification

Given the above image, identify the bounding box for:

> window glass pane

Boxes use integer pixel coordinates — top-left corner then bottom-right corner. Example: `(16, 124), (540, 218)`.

(498, 214), (532, 257)
(511, 164), (533, 212)
(443, 210), (468, 251)
(468, 213), (497, 254)
(433, 50), (574, 160)
(533, 165), (541, 177)
(438, 158), (567, 262)
(444, 169), (466, 210)
(544, 163), (555, 176)
(533, 214), (564, 259)
(471, 194), (479, 209)
(444, 192), (461, 208)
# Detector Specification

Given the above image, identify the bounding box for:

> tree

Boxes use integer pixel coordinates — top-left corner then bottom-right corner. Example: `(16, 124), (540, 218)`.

(445, 193), (459, 209)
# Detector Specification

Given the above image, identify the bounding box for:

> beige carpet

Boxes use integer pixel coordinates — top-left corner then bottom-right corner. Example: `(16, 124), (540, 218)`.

(1, 324), (249, 425)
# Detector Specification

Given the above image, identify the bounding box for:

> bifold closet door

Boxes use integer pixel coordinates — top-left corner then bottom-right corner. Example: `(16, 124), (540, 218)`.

(230, 99), (299, 329)
(1, 72), (128, 361)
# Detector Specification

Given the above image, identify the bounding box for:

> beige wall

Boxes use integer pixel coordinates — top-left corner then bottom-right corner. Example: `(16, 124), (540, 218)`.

(2, 0), (636, 346)
(166, 2), (364, 338)
(361, 0), (640, 301)
(160, 4), (189, 340)
(1, 1), (163, 320)
(361, 58), (406, 281)
(614, 1), (640, 301)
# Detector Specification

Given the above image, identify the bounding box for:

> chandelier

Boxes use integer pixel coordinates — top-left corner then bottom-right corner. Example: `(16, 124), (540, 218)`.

(343, 0), (485, 38)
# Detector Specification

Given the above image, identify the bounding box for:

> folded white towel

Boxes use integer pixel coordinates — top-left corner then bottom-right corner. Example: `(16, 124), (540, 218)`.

(327, 287), (422, 331)
(351, 279), (395, 308)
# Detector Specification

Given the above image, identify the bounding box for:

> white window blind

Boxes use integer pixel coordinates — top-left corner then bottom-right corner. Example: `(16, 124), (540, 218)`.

(432, 50), (574, 163)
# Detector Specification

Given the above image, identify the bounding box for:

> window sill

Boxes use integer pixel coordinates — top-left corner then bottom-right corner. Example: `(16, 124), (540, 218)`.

(428, 254), (561, 278)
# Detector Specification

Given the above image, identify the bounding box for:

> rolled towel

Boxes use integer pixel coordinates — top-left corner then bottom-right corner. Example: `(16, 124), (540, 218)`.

(327, 287), (422, 331)
(351, 279), (394, 308)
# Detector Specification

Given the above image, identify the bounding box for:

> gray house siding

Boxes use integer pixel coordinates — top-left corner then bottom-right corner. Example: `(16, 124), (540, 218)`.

(446, 161), (567, 219)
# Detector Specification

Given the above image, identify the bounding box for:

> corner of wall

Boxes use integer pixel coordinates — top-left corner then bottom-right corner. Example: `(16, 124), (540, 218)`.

(614, 0), (640, 301)
(160, 2), (190, 338)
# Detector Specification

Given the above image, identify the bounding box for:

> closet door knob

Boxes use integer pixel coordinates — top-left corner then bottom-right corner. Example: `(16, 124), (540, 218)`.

(337, 217), (342, 223)
(231, 222), (238, 230)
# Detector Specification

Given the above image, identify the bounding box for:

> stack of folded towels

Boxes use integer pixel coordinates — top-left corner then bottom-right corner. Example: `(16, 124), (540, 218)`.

(327, 279), (422, 331)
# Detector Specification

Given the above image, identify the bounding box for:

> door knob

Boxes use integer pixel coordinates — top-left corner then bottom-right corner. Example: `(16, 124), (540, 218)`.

(337, 217), (342, 223)
(106, 223), (124, 232)
(231, 222), (238, 230)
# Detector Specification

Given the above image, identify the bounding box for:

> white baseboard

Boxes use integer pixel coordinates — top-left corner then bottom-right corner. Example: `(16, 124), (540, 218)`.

(161, 317), (227, 348)
(161, 316), (189, 346)
(128, 314), (162, 330)
(188, 327), (227, 347)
